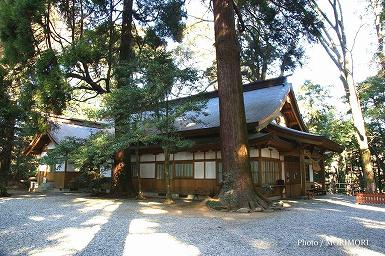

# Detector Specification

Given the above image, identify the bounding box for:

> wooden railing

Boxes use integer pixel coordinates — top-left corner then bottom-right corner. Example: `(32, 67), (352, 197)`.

(356, 193), (385, 204)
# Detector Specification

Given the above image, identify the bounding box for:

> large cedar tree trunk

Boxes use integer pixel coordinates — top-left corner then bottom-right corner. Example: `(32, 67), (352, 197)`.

(111, 0), (135, 196)
(213, 0), (267, 209)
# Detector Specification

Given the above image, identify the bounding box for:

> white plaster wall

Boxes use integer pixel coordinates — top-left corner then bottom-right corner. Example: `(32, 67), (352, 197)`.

(261, 148), (280, 159)
(174, 152), (193, 160)
(281, 162), (285, 180)
(205, 151), (216, 159)
(309, 164), (314, 182)
(194, 152), (204, 160)
(55, 163), (65, 172)
(261, 148), (270, 158)
(205, 161), (216, 179)
(216, 151), (221, 159)
(250, 148), (259, 157)
(38, 164), (47, 172)
(47, 141), (56, 150)
(141, 154), (155, 162)
(271, 149), (279, 159)
(100, 166), (112, 177)
(66, 163), (77, 172)
(140, 163), (156, 178)
(194, 162), (204, 179)
(156, 153), (165, 161)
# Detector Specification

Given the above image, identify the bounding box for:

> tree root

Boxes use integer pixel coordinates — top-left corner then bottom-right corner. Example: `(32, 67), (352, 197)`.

(163, 198), (175, 205)
(136, 191), (146, 200)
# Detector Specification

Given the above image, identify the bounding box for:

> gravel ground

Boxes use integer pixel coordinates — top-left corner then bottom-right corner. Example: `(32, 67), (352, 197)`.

(0, 192), (384, 256)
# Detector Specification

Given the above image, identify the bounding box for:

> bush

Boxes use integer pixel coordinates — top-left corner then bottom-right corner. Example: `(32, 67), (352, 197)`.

(71, 171), (111, 194)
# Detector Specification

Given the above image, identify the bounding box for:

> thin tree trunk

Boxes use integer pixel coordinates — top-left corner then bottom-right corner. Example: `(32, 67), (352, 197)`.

(311, 0), (376, 193)
(135, 144), (145, 199)
(341, 74), (375, 192)
(0, 116), (15, 197)
(213, 0), (267, 210)
(163, 96), (174, 204)
(164, 146), (173, 204)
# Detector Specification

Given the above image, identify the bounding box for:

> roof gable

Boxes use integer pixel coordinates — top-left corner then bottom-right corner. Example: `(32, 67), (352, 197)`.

(280, 90), (308, 132)
(177, 77), (296, 132)
(49, 121), (102, 144)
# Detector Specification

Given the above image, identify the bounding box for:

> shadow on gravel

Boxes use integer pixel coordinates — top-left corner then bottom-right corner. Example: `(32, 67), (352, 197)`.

(1, 193), (385, 256)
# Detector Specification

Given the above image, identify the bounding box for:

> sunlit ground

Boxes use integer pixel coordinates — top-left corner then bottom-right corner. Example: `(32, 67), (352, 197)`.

(0, 192), (384, 256)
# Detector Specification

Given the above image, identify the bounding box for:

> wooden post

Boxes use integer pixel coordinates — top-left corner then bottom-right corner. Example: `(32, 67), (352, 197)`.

(258, 147), (262, 186)
(299, 148), (306, 196)
(64, 160), (68, 189)
(320, 157), (326, 193)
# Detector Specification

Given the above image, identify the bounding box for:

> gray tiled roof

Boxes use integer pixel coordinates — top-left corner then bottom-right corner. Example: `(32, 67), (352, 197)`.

(49, 121), (103, 144)
(47, 79), (291, 141)
(177, 82), (291, 131)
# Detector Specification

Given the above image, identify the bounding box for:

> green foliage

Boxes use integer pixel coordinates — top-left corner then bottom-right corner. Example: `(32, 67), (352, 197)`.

(69, 172), (111, 192)
(100, 43), (204, 151)
(61, 26), (112, 69)
(42, 132), (114, 173)
(238, 0), (320, 80)
(1, 64), (42, 187)
(11, 141), (38, 181)
(1, 0), (191, 194)
(35, 49), (71, 114)
(0, 67), (16, 122)
(298, 81), (356, 149)
(359, 76), (385, 189)
(359, 76), (385, 124)
(0, 0), (44, 64)
(297, 81), (363, 189)
(153, 0), (186, 42)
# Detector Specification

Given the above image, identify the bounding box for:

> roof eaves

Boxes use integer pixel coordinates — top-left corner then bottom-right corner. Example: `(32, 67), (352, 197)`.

(267, 124), (343, 153)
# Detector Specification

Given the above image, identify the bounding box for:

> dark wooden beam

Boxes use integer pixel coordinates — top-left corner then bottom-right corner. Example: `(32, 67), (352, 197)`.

(300, 148), (306, 196)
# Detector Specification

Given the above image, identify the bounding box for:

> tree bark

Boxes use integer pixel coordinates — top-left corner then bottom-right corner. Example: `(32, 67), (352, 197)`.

(370, 145), (385, 191)
(213, 0), (266, 209)
(0, 116), (15, 197)
(135, 144), (145, 199)
(163, 146), (173, 204)
(341, 73), (375, 192)
(111, 0), (135, 196)
(311, 0), (376, 193)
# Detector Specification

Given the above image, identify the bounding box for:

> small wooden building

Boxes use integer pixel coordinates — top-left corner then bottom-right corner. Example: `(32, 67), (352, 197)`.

(24, 116), (110, 190)
(26, 77), (342, 197)
(127, 77), (342, 198)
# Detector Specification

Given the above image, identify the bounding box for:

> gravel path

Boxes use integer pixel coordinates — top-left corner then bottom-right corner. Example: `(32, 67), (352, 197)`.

(0, 192), (384, 256)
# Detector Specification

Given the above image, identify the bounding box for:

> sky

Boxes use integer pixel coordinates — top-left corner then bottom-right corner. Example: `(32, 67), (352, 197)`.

(182, 0), (379, 105)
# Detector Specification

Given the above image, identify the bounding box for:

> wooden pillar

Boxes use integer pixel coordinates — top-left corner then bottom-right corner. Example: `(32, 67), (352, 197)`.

(258, 147), (262, 186)
(320, 157), (326, 192)
(299, 148), (306, 196)
(63, 160), (68, 189)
